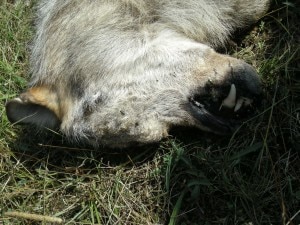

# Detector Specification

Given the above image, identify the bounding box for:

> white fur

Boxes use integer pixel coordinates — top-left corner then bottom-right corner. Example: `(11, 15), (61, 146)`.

(7, 0), (269, 147)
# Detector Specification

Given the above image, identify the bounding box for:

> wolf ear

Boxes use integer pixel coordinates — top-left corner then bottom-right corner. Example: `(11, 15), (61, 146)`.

(5, 87), (61, 129)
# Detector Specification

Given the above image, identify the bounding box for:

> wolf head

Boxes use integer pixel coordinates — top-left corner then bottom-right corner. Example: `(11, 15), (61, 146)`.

(6, 0), (267, 148)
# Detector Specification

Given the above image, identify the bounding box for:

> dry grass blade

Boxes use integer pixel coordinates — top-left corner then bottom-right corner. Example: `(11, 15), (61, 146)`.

(4, 211), (63, 224)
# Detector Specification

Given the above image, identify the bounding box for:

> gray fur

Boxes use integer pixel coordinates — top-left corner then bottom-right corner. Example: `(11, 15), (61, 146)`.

(6, 0), (269, 147)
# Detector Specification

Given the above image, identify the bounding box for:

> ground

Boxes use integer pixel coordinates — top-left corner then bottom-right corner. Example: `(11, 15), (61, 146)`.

(0, 0), (299, 224)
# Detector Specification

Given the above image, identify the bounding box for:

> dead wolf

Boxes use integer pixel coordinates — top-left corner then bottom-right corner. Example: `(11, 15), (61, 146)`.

(6, 0), (269, 147)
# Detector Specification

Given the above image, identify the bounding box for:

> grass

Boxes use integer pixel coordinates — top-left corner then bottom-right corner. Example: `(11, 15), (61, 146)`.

(0, 0), (299, 224)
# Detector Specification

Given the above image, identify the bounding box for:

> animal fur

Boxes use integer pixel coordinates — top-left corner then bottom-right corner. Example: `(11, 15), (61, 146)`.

(6, 0), (270, 147)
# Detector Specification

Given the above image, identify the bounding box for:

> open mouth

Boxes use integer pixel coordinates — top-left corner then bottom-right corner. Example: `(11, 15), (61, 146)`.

(189, 84), (261, 134)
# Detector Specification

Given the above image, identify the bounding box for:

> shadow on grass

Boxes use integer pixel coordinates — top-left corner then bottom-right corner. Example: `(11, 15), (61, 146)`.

(9, 126), (163, 171)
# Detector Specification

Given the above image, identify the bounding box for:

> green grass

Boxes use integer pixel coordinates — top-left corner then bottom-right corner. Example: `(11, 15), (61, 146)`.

(0, 0), (299, 224)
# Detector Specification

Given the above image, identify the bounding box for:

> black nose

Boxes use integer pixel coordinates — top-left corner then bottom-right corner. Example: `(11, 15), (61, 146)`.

(228, 62), (262, 98)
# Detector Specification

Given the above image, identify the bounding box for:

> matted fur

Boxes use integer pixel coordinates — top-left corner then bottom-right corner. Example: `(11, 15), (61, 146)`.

(6, 0), (269, 147)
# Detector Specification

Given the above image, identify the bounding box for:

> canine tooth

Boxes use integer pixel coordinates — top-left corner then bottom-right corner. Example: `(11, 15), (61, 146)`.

(234, 98), (244, 112)
(222, 84), (236, 108)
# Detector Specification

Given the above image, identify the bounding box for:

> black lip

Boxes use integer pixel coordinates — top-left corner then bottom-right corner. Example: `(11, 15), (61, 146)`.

(189, 98), (236, 134)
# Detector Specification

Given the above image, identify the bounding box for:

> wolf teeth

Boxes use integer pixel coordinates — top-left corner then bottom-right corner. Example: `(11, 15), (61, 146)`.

(234, 97), (244, 112)
(221, 84), (236, 109)
(233, 97), (254, 112)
